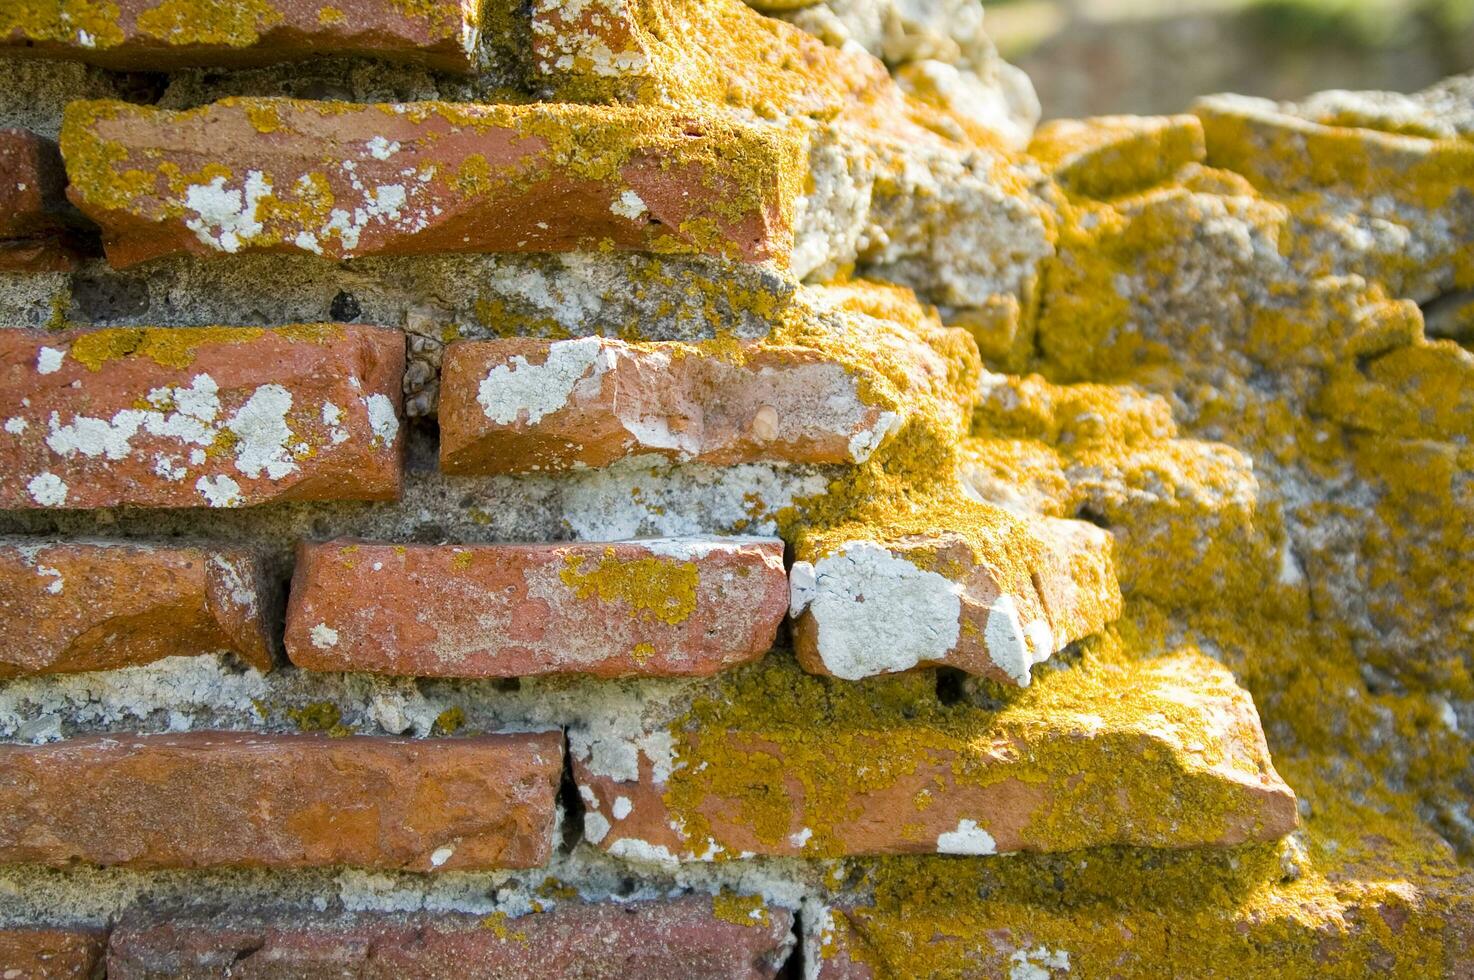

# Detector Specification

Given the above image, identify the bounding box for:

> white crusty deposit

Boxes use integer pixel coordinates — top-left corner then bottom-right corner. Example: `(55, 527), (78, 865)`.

(789, 540), (963, 680)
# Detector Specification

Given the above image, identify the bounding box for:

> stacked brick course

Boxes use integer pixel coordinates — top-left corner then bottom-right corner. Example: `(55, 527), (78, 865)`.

(0, 0), (1469, 977)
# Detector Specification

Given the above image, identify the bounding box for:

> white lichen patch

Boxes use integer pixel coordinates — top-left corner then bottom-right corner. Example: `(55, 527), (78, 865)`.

(606, 838), (681, 869)
(25, 472), (67, 506)
(366, 136), (401, 161)
(1009, 946), (1071, 980)
(847, 410), (902, 463)
(35, 347), (64, 375)
(35, 564), (63, 595)
(4, 417), (27, 435)
(611, 189), (648, 221)
(364, 393), (399, 447)
(985, 594), (1053, 687)
(936, 818), (997, 855)
(797, 541), (963, 680)
(584, 812), (612, 845)
(228, 384), (297, 480)
(310, 624), (340, 650)
(195, 474), (242, 508)
(184, 171), (272, 254)
(477, 337), (613, 426)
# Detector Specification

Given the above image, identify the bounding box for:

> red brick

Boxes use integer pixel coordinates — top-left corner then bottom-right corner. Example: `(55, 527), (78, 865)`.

(572, 653), (1297, 860)
(284, 537), (787, 678)
(0, 130), (76, 240)
(438, 337), (905, 474)
(107, 897), (794, 978)
(0, 927), (106, 980)
(790, 508), (1122, 685)
(0, 238), (80, 272)
(0, 324), (403, 510)
(0, 731), (561, 871)
(0, 540), (273, 676)
(0, 1), (482, 73)
(61, 98), (800, 268)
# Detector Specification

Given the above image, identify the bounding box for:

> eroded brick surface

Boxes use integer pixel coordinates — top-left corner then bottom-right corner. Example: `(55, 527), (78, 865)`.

(0, 324), (403, 510)
(0, 539), (273, 676)
(0, 926), (106, 980)
(790, 508), (1122, 685)
(108, 897), (794, 979)
(0, 1), (482, 73)
(0, 130), (75, 240)
(572, 653), (1296, 861)
(438, 336), (902, 473)
(0, 731), (561, 870)
(0, 128), (87, 271)
(284, 537), (787, 677)
(61, 98), (800, 268)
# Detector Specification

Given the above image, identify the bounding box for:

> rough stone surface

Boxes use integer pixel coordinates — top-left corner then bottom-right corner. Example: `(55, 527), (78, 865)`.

(1029, 113), (1205, 198)
(0, 539), (273, 676)
(284, 537), (787, 678)
(0, 324), (404, 509)
(572, 653), (1296, 861)
(0, 731), (562, 870)
(60, 98), (801, 268)
(806, 862), (1474, 978)
(438, 336), (903, 473)
(0, 926), (106, 979)
(0, 1), (483, 73)
(108, 898), (795, 978)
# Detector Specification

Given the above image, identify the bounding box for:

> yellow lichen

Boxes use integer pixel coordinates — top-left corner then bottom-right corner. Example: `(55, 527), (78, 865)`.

(287, 701), (351, 738)
(133, 0), (283, 47)
(559, 548), (699, 626)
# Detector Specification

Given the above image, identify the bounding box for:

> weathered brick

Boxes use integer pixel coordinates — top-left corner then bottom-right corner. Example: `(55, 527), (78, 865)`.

(0, 539), (273, 676)
(0, 324), (403, 510)
(0, 1), (483, 73)
(0, 238), (80, 272)
(0, 926), (106, 980)
(572, 653), (1296, 860)
(0, 128), (87, 272)
(61, 98), (800, 268)
(530, 0), (655, 97)
(0, 731), (561, 871)
(284, 537), (787, 677)
(108, 897), (794, 978)
(789, 506), (1122, 684)
(438, 336), (905, 473)
(0, 130), (76, 240)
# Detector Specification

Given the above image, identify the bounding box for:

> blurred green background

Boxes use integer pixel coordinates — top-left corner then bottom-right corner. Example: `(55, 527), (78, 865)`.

(986, 0), (1474, 117)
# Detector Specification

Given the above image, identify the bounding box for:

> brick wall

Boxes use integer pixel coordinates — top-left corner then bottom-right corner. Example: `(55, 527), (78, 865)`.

(0, 1), (1470, 977)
